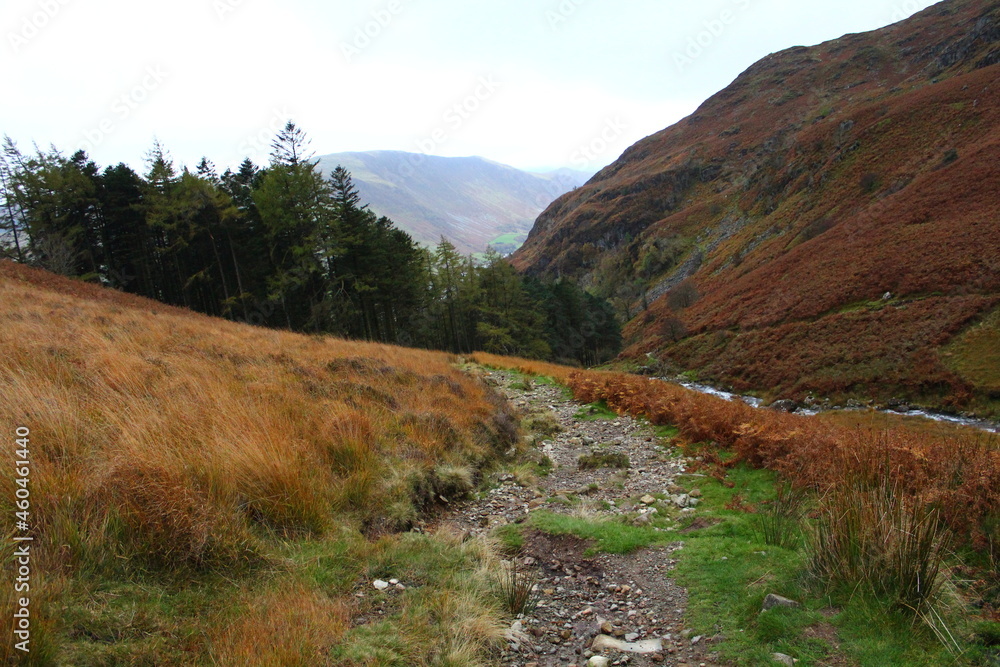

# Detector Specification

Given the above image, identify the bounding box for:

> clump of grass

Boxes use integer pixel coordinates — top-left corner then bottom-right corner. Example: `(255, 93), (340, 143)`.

(573, 401), (618, 421)
(809, 470), (956, 646)
(752, 481), (807, 550)
(491, 559), (540, 617)
(578, 451), (630, 470)
(493, 524), (525, 555)
(524, 411), (562, 437)
(510, 378), (534, 392)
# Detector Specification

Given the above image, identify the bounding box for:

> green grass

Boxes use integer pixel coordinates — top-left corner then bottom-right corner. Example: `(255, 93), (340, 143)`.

(526, 511), (671, 555)
(670, 465), (967, 666)
(942, 305), (1000, 418)
(653, 423), (680, 439)
(577, 451), (630, 469)
(56, 526), (504, 666)
(494, 524), (526, 555)
(489, 232), (527, 246)
(573, 401), (619, 421)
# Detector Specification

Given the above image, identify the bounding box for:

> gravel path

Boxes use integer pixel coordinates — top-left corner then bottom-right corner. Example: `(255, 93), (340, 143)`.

(437, 370), (725, 667)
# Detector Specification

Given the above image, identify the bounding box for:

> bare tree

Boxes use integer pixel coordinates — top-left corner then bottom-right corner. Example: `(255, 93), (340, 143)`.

(667, 279), (699, 311)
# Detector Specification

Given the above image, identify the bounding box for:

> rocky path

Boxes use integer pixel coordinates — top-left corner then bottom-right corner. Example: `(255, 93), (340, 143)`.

(437, 369), (724, 667)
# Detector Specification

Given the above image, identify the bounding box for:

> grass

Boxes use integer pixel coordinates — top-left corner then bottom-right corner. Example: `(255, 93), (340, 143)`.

(6, 262), (994, 664)
(671, 465), (968, 666)
(752, 481), (807, 550)
(0, 263), (518, 665)
(491, 559), (540, 616)
(489, 232), (528, 246)
(573, 401), (619, 421)
(943, 305), (1000, 418)
(526, 511), (671, 556)
(523, 411), (563, 438)
(577, 451), (630, 469)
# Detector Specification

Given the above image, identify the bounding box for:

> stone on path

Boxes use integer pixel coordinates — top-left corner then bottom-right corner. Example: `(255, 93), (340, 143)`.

(591, 634), (664, 654)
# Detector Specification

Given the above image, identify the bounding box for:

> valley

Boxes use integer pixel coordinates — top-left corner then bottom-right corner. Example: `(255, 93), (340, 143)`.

(316, 151), (592, 255)
(2, 0), (999, 665)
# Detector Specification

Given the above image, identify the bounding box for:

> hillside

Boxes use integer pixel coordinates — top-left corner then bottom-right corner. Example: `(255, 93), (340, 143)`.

(316, 151), (591, 255)
(3, 261), (997, 664)
(0, 260), (518, 664)
(512, 0), (1000, 415)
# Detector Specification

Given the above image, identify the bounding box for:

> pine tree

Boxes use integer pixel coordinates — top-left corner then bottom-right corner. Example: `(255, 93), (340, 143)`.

(270, 121), (313, 168)
(253, 123), (332, 329)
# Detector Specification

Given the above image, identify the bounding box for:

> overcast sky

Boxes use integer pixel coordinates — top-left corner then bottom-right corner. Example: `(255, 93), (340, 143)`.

(3, 0), (938, 174)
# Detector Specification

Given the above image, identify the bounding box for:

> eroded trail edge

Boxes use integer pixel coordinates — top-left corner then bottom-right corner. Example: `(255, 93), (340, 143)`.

(439, 368), (724, 667)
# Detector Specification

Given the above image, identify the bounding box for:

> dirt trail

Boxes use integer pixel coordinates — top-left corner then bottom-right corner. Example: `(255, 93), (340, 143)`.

(437, 369), (724, 667)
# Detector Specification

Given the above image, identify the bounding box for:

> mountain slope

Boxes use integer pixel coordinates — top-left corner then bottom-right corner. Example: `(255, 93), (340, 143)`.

(316, 151), (591, 254)
(0, 259), (516, 663)
(512, 0), (1000, 414)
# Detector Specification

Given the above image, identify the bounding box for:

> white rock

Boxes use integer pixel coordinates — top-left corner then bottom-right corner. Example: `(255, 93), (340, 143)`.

(587, 657), (610, 667)
(505, 620), (531, 645)
(772, 652), (797, 666)
(591, 634), (663, 654)
(372, 580), (389, 590)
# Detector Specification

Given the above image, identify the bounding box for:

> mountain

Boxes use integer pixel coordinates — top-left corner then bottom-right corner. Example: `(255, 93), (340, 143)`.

(315, 151), (592, 255)
(512, 0), (1000, 415)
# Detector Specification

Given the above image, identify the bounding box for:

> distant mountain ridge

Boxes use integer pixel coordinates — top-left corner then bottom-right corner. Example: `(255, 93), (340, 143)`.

(315, 151), (591, 254)
(512, 0), (1000, 416)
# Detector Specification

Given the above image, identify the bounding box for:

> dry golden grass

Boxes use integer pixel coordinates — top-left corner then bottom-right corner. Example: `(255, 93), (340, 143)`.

(470, 352), (577, 384)
(0, 262), (515, 573)
(0, 262), (517, 663)
(208, 584), (351, 667)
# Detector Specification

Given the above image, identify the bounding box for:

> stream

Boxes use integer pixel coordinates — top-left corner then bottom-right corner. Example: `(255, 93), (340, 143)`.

(661, 378), (1000, 435)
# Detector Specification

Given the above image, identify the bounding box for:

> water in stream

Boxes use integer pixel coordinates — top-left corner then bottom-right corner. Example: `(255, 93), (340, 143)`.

(664, 379), (1000, 434)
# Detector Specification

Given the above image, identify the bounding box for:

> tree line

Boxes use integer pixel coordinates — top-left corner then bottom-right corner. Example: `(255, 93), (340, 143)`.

(0, 123), (620, 365)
